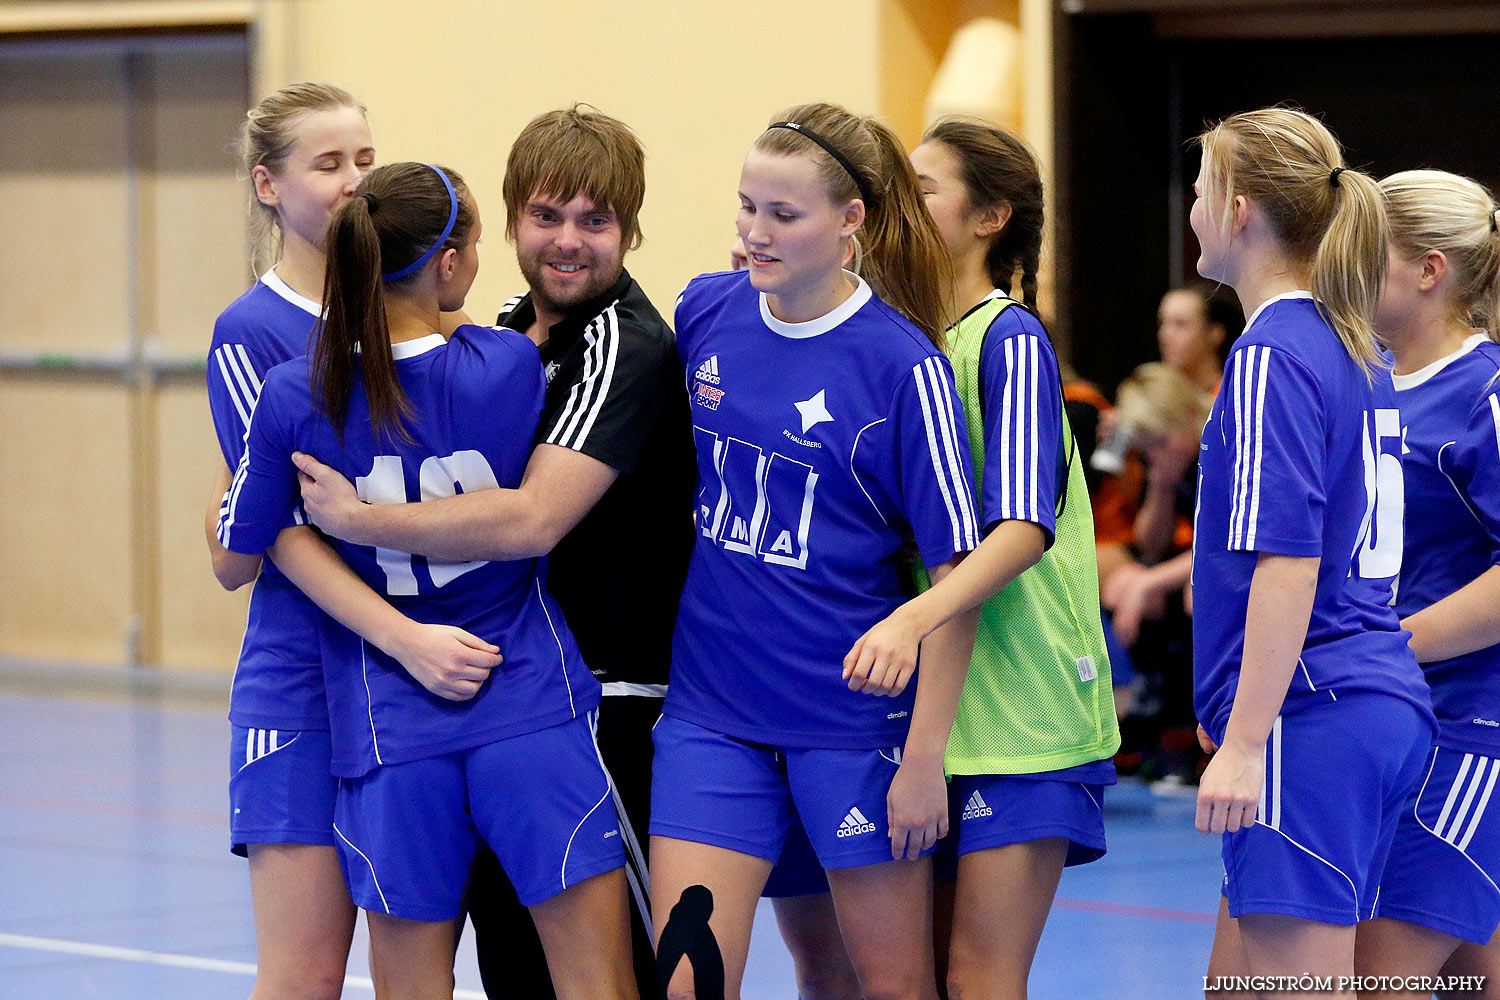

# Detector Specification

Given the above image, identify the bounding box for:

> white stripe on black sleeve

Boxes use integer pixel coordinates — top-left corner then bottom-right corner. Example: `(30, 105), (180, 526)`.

(547, 308), (622, 452)
(566, 305), (621, 449)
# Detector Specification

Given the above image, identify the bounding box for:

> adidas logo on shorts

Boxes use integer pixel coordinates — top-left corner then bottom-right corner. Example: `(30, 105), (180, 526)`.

(836, 806), (877, 838)
(961, 790), (993, 820)
(695, 355), (721, 385)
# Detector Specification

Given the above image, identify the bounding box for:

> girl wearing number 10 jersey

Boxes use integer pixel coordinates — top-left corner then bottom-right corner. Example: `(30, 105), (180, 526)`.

(1187, 108), (1434, 994)
(216, 162), (637, 999)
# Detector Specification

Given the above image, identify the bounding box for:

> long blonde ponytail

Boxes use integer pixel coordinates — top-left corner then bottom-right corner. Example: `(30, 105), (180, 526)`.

(1198, 108), (1389, 373)
(1381, 169), (1500, 343)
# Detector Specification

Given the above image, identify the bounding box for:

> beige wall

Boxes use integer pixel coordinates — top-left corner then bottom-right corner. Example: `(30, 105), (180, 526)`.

(0, 37), (251, 671)
(263, 0), (883, 318)
(1, 1), (1055, 672)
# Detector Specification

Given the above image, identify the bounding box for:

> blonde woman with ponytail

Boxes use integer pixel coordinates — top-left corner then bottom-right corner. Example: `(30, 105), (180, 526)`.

(1187, 108), (1433, 997)
(651, 102), (981, 999)
(1355, 170), (1500, 997)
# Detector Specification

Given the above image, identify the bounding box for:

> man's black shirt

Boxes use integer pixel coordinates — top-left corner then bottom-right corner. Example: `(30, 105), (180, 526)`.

(497, 269), (693, 687)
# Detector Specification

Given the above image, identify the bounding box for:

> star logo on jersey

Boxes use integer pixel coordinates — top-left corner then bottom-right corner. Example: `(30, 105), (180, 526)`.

(794, 389), (834, 434)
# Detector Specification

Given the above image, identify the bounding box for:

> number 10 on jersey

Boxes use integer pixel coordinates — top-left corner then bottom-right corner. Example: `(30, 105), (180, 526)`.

(355, 452), (498, 595)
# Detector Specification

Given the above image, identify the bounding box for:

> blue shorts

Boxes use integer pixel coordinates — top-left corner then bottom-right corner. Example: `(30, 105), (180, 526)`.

(934, 773), (1108, 878)
(650, 715), (917, 871)
(229, 725), (336, 857)
(1374, 745), (1500, 943)
(1220, 691), (1432, 925)
(762, 815), (830, 898)
(334, 713), (624, 921)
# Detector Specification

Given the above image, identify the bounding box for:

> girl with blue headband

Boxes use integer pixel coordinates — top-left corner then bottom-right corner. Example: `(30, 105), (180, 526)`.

(214, 161), (639, 998)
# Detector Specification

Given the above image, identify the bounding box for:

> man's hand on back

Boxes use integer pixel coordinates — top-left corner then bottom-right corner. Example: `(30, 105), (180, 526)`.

(293, 452), (371, 544)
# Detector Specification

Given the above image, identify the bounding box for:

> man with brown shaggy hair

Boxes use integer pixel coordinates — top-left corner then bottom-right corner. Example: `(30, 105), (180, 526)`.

(294, 104), (691, 998)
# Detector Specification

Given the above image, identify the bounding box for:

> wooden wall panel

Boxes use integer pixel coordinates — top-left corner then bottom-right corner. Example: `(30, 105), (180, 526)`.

(1, 34), (249, 674)
(155, 383), (249, 671)
(0, 51), (130, 354)
(0, 377), (132, 661)
(140, 47), (251, 356)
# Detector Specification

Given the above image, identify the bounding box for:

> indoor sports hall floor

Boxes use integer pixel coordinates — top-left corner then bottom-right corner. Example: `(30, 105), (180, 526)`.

(0, 685), (1220, 999)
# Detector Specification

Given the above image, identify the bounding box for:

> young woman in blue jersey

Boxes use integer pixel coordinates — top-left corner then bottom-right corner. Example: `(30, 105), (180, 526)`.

(847, 116), (1120, 999)
(651, 102), (983, 1000)
(202, 82), (374, 1000)
(214, 162), (638, 999)
(1354, 170), (1500, 997)
(1185, 108), (1433, 996)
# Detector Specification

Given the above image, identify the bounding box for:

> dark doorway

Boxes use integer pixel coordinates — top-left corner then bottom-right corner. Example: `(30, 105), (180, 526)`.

(1055, 8), (1500, 392)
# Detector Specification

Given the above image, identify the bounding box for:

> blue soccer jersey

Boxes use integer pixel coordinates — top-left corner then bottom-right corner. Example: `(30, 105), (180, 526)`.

(1192, 292), (1432, 744)
(666, 269), (980, 749)
(1393, 334), (1500, 756)
(218, 326), (599, 777)
(208, 271), (326, 731)
(975, 298), (1063, 542)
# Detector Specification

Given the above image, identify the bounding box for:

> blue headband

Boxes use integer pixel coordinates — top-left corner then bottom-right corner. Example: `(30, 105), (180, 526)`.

(381, 164), (459, 282)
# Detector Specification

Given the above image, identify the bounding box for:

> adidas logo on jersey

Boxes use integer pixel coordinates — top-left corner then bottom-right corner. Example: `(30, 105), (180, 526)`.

(695, 355), (721, 385)
(836, 806), (877, 838)
(961, 790), (993, 820)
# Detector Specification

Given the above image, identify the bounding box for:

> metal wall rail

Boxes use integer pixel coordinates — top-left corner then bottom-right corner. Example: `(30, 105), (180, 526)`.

(0, 349), (206, 380)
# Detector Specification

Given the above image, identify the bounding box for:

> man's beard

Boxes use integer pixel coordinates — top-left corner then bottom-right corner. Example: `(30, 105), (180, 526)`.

(518, 250), (621, 315)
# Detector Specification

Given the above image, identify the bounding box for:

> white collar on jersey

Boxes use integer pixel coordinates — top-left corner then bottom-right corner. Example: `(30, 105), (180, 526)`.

(1242, 289), (1314, 332)
(759, 270), (873, 339)
(260, 268), (322, 317)
(1391, 332), (1489, 391)
(390, 334), (446, 360)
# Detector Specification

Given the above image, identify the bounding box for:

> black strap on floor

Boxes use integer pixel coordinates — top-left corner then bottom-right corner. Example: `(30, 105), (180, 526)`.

(654, 884), (725, 1000)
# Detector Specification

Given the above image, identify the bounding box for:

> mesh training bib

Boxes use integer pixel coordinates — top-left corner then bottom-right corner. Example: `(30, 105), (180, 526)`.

(918, 294), (1120, 774)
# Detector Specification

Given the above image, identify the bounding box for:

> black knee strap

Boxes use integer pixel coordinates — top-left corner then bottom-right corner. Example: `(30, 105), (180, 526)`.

(655, 884), (725, 1000)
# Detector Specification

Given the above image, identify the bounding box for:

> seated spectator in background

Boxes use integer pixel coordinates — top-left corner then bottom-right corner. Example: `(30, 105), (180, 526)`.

(1058, 365), (1141, 713)
(1098, 285), (1241, 781)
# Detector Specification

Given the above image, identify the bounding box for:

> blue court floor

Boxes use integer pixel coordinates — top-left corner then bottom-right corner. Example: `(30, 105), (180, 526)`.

(0, 687), (1222, 998)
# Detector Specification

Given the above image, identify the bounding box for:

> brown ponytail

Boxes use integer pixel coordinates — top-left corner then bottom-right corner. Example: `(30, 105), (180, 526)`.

(922, 116), (1044, 311)
(313, 162), (473, 443)
(1197, 108), (1388, 375)
(753, 102), (953, 348)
